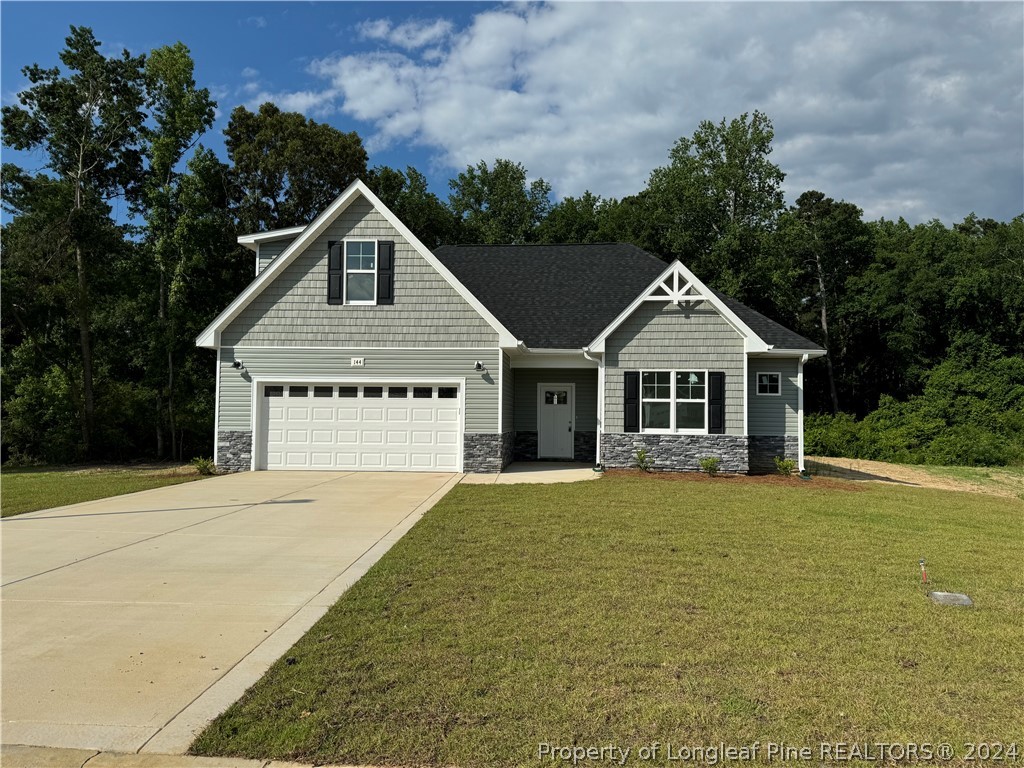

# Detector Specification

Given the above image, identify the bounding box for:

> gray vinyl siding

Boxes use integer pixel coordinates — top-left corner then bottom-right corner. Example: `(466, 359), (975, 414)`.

(604, 301), (744, 435)
(256, 240), (294, 275)
(224, 196), (497, 347)
(748, 358), (799, 436)
(218, 346), (499, 433)
(501, 352), (513, 432)
(513, 368), (599, 431)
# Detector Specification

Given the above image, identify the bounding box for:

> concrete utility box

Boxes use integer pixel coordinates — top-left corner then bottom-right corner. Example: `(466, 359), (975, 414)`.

(928, 591), (973, 606)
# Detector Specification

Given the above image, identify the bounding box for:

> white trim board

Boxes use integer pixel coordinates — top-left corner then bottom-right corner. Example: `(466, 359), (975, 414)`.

(237, 225), (306, 252)
(197, 179), (518, 349)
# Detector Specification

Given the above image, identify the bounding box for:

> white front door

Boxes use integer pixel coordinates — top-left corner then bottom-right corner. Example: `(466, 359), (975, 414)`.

(537, 383), (574, 459)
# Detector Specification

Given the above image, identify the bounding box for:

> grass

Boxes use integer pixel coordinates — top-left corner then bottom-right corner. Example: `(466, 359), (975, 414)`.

(1, 464), (203, 517)
(916, 464), (1024, 498)
(191, 473), (1024, 767)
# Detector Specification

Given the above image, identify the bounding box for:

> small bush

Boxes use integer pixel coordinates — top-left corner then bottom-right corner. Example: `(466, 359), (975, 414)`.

(774, 456), (797, 475)
(698, 456), (721, 476)
(632, 447), (654, 472)
(191, 456), (217, 476)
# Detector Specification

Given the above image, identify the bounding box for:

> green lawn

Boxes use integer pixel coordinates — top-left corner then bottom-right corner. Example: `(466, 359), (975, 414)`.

(192, 473), (1024, 767)
(1, 464), (203, 517)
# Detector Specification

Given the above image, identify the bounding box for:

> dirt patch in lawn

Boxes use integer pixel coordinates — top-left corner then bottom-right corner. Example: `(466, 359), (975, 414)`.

(604, 468), (865, 492)
(806, 456), (1021, 499)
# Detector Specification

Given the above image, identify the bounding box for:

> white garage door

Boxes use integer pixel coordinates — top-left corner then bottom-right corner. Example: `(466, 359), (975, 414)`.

(258, 383), (461, 471)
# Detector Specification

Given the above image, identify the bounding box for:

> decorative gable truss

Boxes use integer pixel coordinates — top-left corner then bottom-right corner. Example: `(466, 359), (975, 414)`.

(646, 265), (711, 306)
(586, 260), (772, 354)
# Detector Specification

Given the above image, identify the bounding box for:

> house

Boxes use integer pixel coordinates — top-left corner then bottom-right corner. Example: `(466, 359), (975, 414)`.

(197, 179), (825, 474)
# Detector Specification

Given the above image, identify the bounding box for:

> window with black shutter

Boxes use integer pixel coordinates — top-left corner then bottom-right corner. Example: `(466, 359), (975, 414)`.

(377, 240), (394, 305)
(327, 241), (344, 304)
(708, 371), (725, 434)
(623, 371), (640, 433)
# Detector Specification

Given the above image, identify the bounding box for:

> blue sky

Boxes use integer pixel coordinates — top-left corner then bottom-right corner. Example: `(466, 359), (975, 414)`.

(3, 2), (1022, 225)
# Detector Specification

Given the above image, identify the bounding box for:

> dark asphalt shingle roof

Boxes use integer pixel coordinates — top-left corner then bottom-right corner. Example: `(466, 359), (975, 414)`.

(433, 243), (823, 352)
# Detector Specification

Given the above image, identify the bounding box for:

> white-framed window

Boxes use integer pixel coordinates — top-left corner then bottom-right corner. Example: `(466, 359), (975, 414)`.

(756, 372), (781, 396)
(641, 370), (707, 433)
(344, 240), (377, 305)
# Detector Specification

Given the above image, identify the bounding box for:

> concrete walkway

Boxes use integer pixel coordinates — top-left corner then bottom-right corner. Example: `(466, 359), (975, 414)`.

(459, 461), (599, 484)
(1, 743), (348, 767)
(1, 471), (459, 756)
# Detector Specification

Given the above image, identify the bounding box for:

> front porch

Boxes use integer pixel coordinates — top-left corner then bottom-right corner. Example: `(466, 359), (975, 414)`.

(507, 367), (598, 464)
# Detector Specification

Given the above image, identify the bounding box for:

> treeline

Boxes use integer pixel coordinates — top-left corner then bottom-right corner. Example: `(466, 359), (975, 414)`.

(2, 28), (1022, 466)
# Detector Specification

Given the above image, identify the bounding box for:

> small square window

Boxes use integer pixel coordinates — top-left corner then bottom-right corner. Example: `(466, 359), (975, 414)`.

(363, 386), (383, 398)
(313, 386), (333, 398)
(544, 390), (568, 405)
(413, 387), (433, 398)
(289, 386), (308, 397)
(388, 387), (408, 398)
(264, 385), (283, 398)
(338, 386), (358, 398)
(438, 387), (458, 399)
(757, 373), (781, 396)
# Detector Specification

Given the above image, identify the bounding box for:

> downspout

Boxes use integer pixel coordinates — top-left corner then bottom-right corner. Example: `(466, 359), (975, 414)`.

(582, 347), (602, 467)
(798, 354), (808, 472)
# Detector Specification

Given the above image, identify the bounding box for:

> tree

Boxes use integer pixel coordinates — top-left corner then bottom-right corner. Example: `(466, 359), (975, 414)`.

(447, 159), (552, 244)
(368, 165), (458, 247)
(225, 103), (368, 232)
(774, 191), (873, 413)
(2, 26), (147, 456)
(645, 111), (785, 303)
(141, 42), (216, 459)
(537, 191), (605, 243)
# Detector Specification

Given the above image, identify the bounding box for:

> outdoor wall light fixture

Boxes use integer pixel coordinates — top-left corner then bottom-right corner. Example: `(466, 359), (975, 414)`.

(232, 360), (246, 371)
(474, 361), (486, 372)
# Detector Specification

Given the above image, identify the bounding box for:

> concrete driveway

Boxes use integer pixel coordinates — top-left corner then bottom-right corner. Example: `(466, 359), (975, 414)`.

(1, 471), (459, 755)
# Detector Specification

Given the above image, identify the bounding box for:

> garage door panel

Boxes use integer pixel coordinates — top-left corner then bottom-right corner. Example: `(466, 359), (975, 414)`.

(260, 382), (461, 472)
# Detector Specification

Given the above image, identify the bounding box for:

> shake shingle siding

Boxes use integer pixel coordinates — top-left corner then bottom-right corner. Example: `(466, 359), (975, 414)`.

(604, 301), (745, 435)
(224, 198), (497, 347)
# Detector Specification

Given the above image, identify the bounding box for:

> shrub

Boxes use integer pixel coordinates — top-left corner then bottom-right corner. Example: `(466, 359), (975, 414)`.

(632, 447), (654, 472)
(698, 456), (721, 476)
(191, 456), (217, 476)
(774, 456), (797, 475)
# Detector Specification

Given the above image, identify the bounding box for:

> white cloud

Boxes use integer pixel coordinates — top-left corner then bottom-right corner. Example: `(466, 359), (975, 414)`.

(245, 16), (267, 29)
(357, 17), (453, 50)
(241, 67), (260, 79)
(262, 3), (1024, 222)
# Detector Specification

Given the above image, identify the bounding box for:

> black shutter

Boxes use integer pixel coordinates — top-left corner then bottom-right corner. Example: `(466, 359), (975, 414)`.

(624, 371), (640, 433)
(708, 371), (725, 434)
(377, 240), (395, 305)
(327, 241), (343, 304)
